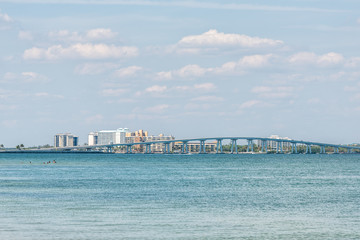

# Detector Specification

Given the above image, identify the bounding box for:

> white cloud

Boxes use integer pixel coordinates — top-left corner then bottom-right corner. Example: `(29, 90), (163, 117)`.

(21, 72), (48, 82)
(156, 54), (272, 80)
(288, 52), (317, 64)
(86, 28), (117, 40)
(0, 10), (12, 22)
(156, 65), (206, 80)
(156, 71), (173, 80)
(18, 31), (33, 40)
(0, 104), (17, 110)
(194, 83), (216, 91)
(289, 52), (344, 66)
(75, 62), (120, 75)
(34, 92), (49, 97)
(23, 43), (138, 60)
(34, 92), (64, 98)
(317, 52), (344, 66)
(174, 85), (190, 91)
(146, 104), (169, 113)
(179, 29), (283, 48)
(114, 66), (142, 78)
(191, 96), (223, 102)
(351, 93), (360, 101)
(177, 64), (207, 78)
(2, 120), (17, 128)
(0, 88), (17, 99)
(252, 86), (294, 98)
(0, 9), (13, 30)
(101, 88), (128, 96)
(2, 72), (48, 83)
(344, 86), (358, 92)
(48, 28), (117, 42)
(213, 54), (272, 74)
(172, 29), (283, 54)
(145, 85), (167, 93)
(345, 57), (360, 68)
(184, 103), (213, 111)
(48, 30), (82, 42)
(239, 100), (261, 109)
(307, 98), (320, 104)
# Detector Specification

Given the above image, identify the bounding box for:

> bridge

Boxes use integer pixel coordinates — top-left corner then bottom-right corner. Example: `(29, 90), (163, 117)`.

(31, 137), (360, 154)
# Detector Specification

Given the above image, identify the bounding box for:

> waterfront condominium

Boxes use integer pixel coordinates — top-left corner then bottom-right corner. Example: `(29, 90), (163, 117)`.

(88, 128), (130, 145)
(54, 133), (79, 147)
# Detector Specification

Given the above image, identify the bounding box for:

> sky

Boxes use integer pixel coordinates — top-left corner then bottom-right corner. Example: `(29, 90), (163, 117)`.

(1, 0), (360, 147)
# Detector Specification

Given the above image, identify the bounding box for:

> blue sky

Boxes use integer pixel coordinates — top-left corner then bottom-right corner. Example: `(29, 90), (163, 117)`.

(1, 0), (360, 147)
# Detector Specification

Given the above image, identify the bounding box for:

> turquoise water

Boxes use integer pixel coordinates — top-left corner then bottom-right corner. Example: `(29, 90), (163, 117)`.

(0, 153), (360, 239)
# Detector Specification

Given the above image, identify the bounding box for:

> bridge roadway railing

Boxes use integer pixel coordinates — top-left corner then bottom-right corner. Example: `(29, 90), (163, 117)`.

(47, 137), (360, 154)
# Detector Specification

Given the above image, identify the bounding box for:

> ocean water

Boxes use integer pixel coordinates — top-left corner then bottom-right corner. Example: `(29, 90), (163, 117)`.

(0, 153), (359, 240)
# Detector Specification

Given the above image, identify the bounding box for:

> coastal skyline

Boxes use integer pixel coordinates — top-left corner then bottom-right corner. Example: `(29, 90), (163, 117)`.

(1, 1), (360, 147)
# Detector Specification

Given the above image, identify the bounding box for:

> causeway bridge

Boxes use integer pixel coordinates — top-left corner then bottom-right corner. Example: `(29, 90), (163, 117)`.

(49, 137), (360, 154)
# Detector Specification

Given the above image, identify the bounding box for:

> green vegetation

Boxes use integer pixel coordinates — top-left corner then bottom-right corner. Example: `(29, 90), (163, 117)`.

(16, 144), (24, 150)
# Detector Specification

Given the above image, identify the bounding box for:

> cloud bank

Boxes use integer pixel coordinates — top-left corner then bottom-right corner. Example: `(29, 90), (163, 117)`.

(23, 43), (138, 60)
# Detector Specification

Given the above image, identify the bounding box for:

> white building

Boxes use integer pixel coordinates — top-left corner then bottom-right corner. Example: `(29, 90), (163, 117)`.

(116, 128), (129, 145)
(258, 135), (292, 151)
(88, 132), (98, 146)
(88, 128), (130, 145)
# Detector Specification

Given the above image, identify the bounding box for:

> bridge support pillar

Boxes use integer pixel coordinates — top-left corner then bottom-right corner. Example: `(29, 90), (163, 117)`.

(107, 146), (113, 153)
(280, 142), (283, 153)
(320, 146), (325, 154)
(126, 145), (132, 154)
(199, 140), (206, 154)
(184, 142), (188, 154)
(231, 139), (237, 154)
(145, 144), (151, 154)
(261, 141), (265, 153)
(216, 139), (223, 154)
(163, 143), (170, 154)
(247, 139), (253, 152)
(265, 141), (268, 152)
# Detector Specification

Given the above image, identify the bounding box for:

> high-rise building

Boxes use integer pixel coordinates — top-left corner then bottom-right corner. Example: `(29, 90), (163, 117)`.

(88, 128), (130, 145)
(116, 128), (130, 145)
(126, 131), (175, 152)
(257, 135), (292, 151)
(54, 133), (79, 147)
(88, 132), (98, 146)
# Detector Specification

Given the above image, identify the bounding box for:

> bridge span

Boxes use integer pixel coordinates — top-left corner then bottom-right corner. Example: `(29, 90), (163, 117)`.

(50, 137), (360, 154)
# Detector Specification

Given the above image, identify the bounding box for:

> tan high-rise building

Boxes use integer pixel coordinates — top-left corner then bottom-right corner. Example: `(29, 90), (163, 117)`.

(54, 133), (79, 147)
(125, 130), (175, 153)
